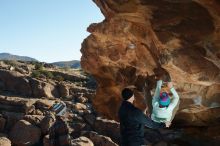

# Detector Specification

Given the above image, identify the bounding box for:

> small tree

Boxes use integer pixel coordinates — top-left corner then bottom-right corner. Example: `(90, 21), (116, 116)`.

(4, 60), (17, 67)
(41, 70), (54, 79)
(35, 63), (43, 70)
(31, 70), (41, 78)
(62, 66), (70, 71)
(55, 75), (64, 82)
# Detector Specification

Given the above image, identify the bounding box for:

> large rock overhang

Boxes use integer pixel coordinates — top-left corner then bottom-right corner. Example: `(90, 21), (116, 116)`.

(80, 0), (220, 123)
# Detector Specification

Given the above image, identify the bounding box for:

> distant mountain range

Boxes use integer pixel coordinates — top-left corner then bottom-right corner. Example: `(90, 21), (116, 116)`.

(51, 60), (81, 68)
(0, 53), (80, 68)
(0, 53), (38, 62)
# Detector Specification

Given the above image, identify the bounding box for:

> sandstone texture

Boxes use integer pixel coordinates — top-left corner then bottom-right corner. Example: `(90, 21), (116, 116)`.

(9, 120), (41, 146)
(0, 134), (11, 146)
(81, 0), (220, 121)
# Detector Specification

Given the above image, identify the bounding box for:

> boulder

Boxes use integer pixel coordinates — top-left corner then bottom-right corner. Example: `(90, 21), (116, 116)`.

(70, 122), (87, 138)
(68, 113), (84, 123)
(31, 109), (44, 115)
(76, 95), (88, 103)
(64, 101), (74, 109)
(43, 135), (49, 146)
(69, 86), (91, 97)
(71, 136), (94, 146)
(58, 83), (69, 97)
(50, 70), (87, 83)
(0, 135), (11, 146)
(82, 131), (118, 146)
(35, 99), (55, 111)
(73, 103), (87, 111)
(30, 78), (59, 99)
(175, 105), (220, 126)
(81, 0), (220, 121)
(0, 95), (36, 114)
(3, 112), (24, 132)
(14, 67), (27, 74)
(93, 117), (120, 143)
(9, 120), (41, 146)
(23, 115), (44, 126)
(19, 65), (31, 74)
(40, 113), (55, 135)
(0, 70), (32, 96)
(83, 113), (96, 126)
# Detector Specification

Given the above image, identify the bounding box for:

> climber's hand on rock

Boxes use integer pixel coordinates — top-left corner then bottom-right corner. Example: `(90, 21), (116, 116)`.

(154, 67), (171, 82)
(167, 82), (173, 89)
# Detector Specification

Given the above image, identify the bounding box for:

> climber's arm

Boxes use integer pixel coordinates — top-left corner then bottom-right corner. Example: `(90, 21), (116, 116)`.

(166, 83), (180, 122)
(168, 87), (179, 110)
(152, 80), (162, 106)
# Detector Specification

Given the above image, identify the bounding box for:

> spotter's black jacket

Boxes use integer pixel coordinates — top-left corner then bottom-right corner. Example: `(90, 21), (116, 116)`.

(118, 100), (165, 146)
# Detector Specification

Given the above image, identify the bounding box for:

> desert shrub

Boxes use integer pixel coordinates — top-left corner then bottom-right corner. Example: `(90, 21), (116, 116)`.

(3, 60), (17, 67)
(41, 70), (54, 79)
(54, 75), (64, 82)
(31, 70), (54, 79)
(31, 70), (41, 78)
(34, 63), (43, 70)
(61, 66), (70, 71)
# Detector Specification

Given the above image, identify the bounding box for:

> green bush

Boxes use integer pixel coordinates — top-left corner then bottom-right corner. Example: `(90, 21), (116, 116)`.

(34, 63), (43, 70)
(31, 70), (54, 79)
(54, 75), (64, 82)
(3, 60), (17, 67)
(61, 66), (70, 71)
(41, 70), (54, 79)
(31, 70), (41, 78)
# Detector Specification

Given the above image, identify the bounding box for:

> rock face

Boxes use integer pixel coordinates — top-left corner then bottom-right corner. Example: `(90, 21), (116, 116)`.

(40, 113), (55, 135)
(0, 135), (11, 146)
(0, 70), (60, 98)
(0, 61), (94, 99)
(82, 131), (118, 146)
(0, 70), (32, 96)
(57, 83), (70, 97)
(0, 95), (36, 114)
(43, 135), (50, 146)
(72, 136), (94, 146)
(81, 0), (220, 120)
(9, 120), (41, 146)
(30, 78), (59, 99)
(93, 117), (120, 143)
(175, 105), (220, 126)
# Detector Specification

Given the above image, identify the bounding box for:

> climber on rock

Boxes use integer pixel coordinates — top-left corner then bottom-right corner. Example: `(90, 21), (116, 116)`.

(118, 88), (166, 146)
(146, 68), (180, 127)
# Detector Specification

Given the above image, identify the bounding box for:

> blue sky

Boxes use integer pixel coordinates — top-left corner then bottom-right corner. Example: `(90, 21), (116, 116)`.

(0, 0), (104, 63)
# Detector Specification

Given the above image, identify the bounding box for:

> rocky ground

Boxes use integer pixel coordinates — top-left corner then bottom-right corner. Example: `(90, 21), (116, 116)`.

(0, 60), (220, 146)
(0, 60), (118, 146)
